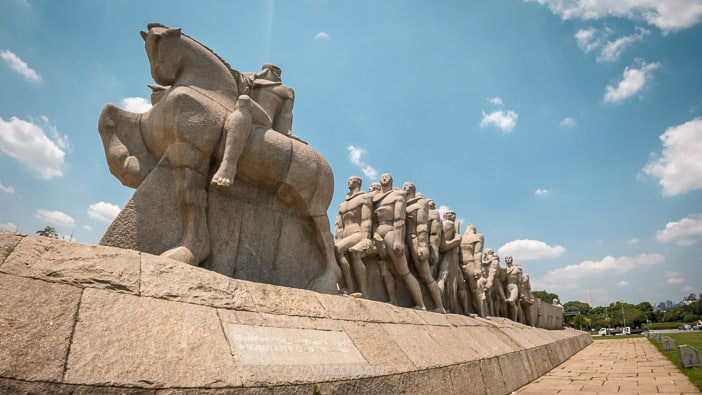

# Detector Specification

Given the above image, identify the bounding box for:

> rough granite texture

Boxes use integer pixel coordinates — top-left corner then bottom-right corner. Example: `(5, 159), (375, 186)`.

(0, 231), (592, 394)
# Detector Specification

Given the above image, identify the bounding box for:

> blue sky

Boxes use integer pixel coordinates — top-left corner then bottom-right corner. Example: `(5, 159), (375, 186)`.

(1, 0), (701, 307)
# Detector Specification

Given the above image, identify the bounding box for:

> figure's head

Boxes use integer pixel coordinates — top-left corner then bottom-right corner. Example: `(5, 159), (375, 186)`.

(141, 23), (183, 86)
(256, 63), (282, 82)
(465, 224), (476, 234)
(380, 173), (393, 187)
(402, 182), (416, 196)
(505, 255), (513, 265)
(443, 210), (456, 222)
(428, 199), (436, 210)
(369, 182), (381, 194)
(485, 248), (494, 255)
(347, 175), (362, 190)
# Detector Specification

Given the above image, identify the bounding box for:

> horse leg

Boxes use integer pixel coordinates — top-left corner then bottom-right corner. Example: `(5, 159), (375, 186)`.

(98, 104), (156, 188)
(306, 215), (342, 294)
(161, 142), (210, 265)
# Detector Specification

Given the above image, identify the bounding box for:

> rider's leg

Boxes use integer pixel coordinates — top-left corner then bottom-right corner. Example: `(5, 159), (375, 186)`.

(211, 95), (253, 188)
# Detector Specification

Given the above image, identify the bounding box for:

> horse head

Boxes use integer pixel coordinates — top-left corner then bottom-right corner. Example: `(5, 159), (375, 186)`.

(140, 23), (183, 86)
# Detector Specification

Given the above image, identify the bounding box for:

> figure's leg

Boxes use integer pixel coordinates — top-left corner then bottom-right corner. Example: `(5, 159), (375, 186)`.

(457, 272), (470, 315)
(349, 247), (368, 297)
(161, 142), (210, 265)
(98, 104), (157, 188)
(212, 95), (253, 188)
(413, 253), (445, 314)
(377, 258), (397, 305)
(387, 234), (425, 310)
(334, 236), (359, 293)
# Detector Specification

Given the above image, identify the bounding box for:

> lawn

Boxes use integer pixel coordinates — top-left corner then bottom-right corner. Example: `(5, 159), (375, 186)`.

(648, 332), (702, 392)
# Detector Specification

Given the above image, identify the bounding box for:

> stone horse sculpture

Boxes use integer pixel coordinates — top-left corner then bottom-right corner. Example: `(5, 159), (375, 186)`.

(98, 23), (339, 293)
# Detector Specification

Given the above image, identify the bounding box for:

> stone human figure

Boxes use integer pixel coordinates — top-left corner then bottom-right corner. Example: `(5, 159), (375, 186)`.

(334, 176), (373, 297)
(426, 199), (442, 271)
(436, 210), (470, 314)
(478, 249), (501, 317)
(403, 182), (446, 313)
(519, 271), (535, 326)
(367, 181), (396, 303)
(492, 261), (508, 318)
(212, 63), (301, 188)
(372, 174), (425, 310)
(504, 255), (523, 321)
(460, 224), (484, 315)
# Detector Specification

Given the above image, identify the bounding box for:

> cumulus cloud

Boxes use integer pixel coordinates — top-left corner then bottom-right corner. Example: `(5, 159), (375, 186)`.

(480, 110), (518, 132)
(35, 209), (75, 228)
(529, 0), (702, 34)
(0, 116), (67, 179)
(0, 222), (18, 232)
(655, 213), (702, 246)
(597, 27), (649, 62)
(0, 180), (15, 194)
(575, 27), (601, 53)
(120, 97), (151, 113)
(497, 239), (565, 261)
(542, 253), (664, 282)
(487, 97), (504, 106)
(560, 117), (576, 128)
(534, 188), (551, 196)
(0, 49), (41, 83)
(616, 280), (631, 287)
(643, 118), (702, 196)
(315, 32), (331, 41)
(87, 201), (121, 223)
(628, 238), (639, 244)
(664, 271), (684, 284)
(603, 60), (660, 103)
(346, 145), (378, 180)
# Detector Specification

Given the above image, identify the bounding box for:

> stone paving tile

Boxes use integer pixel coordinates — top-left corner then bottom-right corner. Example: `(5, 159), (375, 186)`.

(516, 337), (701, 394)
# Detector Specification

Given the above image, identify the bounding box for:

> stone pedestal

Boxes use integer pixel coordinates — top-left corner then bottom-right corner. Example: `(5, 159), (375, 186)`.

(1, 231), (592, 394)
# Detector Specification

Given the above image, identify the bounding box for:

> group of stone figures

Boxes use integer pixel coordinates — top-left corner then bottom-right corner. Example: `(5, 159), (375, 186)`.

(334, 174), (536, 324)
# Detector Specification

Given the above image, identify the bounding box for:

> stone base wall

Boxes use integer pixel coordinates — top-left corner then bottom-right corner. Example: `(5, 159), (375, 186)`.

(0, 231), (591, 394)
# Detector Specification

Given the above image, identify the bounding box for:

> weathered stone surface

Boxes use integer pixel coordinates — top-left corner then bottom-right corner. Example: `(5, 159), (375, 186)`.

(380, 324), (451, 369)
(0, 274), (81, 381)
(315, 292), (399, 322)
(65, 288), (241, 388)
(478, 357), (507, 395)
(0, 231), (22, 266)
(246, 281), (327, 317)
(499, 351), (536, 389)
(340, 321), (416, 373)
(141, 252), (257, 311)
(448, 362), (486, 395)
(1, 236), (139, 293)
(219, 309), (343, 335)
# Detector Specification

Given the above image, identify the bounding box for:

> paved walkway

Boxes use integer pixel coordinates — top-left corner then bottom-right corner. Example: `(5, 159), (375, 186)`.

(516, 337), (700, 394)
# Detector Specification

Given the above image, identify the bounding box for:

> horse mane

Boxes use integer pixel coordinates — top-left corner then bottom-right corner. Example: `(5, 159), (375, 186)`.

(148, 23), (242, 82)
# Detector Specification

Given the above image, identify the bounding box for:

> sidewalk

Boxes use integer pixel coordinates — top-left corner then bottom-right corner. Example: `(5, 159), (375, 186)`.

(516, 337), (700, 394)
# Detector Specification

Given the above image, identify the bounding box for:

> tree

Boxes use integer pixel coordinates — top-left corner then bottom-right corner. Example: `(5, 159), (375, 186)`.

(532, 290), (559, 304)
(571, 312), (592, 330)
(36, 226), (59, 239)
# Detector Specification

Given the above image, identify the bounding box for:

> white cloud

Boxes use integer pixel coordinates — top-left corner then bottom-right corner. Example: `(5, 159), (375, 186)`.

(575, 27), (601, 53)
(83, 224), (93, 232)
(627, 238), (639, 244)
(529, 0), (702, 34)
(534, 188), (551, 196)
(542, 253), (664, 282)
(120, 97), (151, 113)
(616, 280), (631, 287)
(487, 97), (504, 106)
(497, 239), (565, 261)
(0, 222), (18, 232)
(315, 32), (331, 41)
(480, 110), (518, 132)
(683, 285), (696, 294)
(0, 116), (67, 179)
(643, 118), (702, 196)
(0, 180), (15, 194)
(603, 60), (660, 103)
(0, 49), (41, 83)
(655, 213), (702, 246)
(597, 27), (649, 62)
(664, 271), (684, 285)
(35, 209), (75, 228)
(346, 145), (378, 180)
(560, 117), (576, 128)
(87, 201), (121, 223)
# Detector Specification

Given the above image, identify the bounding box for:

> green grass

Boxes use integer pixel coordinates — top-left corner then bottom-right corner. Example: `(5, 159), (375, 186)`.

(592, 334), (645, 340)
(648, 332), (702, 392)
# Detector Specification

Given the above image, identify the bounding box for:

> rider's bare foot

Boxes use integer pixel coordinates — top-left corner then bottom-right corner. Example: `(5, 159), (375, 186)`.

(161, 246), (197, 265)
(211, 163), (236, 188)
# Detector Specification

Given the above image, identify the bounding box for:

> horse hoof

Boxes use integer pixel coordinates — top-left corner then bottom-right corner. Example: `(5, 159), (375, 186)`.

(161, 246), (197, 265)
